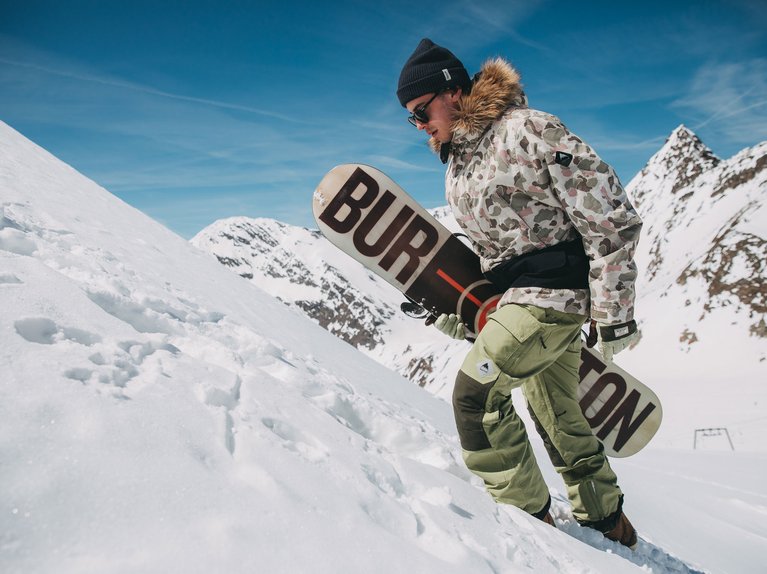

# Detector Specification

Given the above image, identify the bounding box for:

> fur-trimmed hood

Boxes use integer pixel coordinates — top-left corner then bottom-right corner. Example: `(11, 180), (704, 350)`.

(429, 57), (527, 154)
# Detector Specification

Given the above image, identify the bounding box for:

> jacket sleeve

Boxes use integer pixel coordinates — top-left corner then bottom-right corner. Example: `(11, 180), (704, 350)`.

(513, 115), (643, 324)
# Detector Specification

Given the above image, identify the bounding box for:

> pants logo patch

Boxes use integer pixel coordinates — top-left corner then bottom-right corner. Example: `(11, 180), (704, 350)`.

(477, 359), (495, 377)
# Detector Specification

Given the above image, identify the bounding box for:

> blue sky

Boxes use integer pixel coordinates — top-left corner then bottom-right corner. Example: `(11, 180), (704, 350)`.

(2, 0), (766, 238)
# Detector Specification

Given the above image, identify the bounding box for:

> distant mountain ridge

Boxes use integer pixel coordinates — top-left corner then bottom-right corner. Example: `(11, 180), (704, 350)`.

(191, 216), (400, 349)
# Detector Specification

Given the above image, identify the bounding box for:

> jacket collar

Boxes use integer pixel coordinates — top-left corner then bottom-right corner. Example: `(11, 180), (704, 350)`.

(428, 57), (527, 162)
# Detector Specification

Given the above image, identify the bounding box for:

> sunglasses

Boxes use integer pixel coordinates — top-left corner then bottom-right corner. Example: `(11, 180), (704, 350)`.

(407, 92), (442, 126)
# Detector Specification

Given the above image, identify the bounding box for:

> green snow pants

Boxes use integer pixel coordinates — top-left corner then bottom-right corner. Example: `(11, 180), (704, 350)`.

(452, 303), (622, 524)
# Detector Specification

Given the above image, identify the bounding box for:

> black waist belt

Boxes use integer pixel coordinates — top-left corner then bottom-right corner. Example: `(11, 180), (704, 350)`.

(483, 238), (590, 291)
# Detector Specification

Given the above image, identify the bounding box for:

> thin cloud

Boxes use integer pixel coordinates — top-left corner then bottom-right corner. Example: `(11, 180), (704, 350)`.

(672, 59), (767, 143)
(591, 134), (669, 154)
(417, 0), (547, 57)
(0, 56), (301, 123)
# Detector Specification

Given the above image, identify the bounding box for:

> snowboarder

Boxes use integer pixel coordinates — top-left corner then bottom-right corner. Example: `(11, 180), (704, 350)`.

(396, 38), (642, 549)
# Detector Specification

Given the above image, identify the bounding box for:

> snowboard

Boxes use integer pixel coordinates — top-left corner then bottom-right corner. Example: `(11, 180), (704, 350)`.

(312, 164), (662, 457)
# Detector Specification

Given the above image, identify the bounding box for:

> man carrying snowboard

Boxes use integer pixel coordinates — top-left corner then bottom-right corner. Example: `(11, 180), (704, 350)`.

(396, 38), (642, 549)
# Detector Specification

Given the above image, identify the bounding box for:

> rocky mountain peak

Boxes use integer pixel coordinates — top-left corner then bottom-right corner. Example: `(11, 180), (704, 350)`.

(658, 125), (719, 171)
(629, 125), (720, 208)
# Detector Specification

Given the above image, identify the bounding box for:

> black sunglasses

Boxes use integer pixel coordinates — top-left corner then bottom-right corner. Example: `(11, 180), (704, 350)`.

(407, 92), (442, 126)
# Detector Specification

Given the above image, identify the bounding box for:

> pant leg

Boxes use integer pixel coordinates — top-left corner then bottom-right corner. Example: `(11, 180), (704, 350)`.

(451, 303), (585, 515)
(521, 307), (623, 524)
(460, 388), (549, 514)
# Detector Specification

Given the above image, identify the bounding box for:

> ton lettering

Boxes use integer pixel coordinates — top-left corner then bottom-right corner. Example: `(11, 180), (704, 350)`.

(579, 349), (657, 453)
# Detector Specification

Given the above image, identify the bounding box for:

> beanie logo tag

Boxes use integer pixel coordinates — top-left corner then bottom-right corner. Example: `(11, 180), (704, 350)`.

(442, 68), (452, 81)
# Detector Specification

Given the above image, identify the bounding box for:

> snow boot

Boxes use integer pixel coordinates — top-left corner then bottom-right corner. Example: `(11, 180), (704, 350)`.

(603, 512), (637, 550)
(542, 512), (556, 528)
(532, 496), (556, 528)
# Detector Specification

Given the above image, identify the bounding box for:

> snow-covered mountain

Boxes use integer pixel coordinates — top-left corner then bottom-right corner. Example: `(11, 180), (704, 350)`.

(2, 120), (765, 574)
(627, 125), (766, 345)
(194, 126), (766, 452)
(190, 217), (401, 349)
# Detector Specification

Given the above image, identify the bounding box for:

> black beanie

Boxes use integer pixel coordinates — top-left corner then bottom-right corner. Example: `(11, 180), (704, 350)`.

(397, 38), (471, 107)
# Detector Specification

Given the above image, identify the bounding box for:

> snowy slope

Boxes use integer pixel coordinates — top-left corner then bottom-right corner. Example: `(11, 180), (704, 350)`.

(1, 120), (763, 574)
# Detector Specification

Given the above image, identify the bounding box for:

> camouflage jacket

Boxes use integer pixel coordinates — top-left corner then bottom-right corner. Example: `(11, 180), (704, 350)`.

(432, 58), (642, 324)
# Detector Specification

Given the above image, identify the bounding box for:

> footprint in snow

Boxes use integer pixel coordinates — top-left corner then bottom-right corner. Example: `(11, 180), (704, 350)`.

(14, 317), (177, 391)
(86, 340), (178, 388)
(314, 392), (374, 441)
(0, 273), (23, 285)
(261, 417), (329, 462)
(86, 289), (225, 335)
(14, 317), (102, 346)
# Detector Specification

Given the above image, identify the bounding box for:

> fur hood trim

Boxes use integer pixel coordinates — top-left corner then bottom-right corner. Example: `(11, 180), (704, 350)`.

(429, 57), (526, 153)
